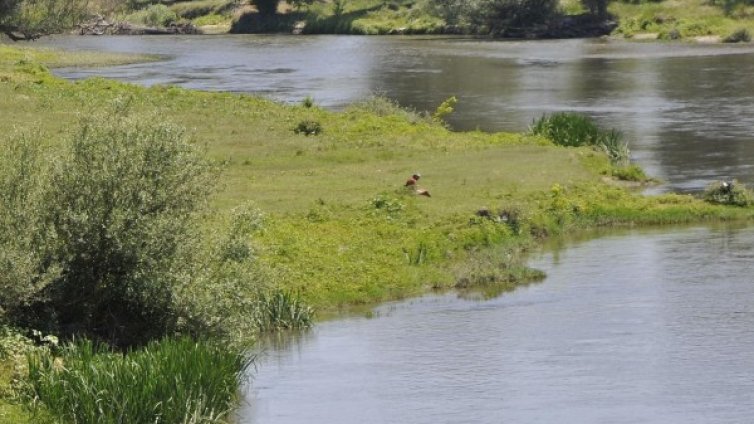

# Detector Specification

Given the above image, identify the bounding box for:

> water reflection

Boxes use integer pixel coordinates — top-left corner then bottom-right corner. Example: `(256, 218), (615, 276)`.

(36, 35), (754, 192)
(241, 225), (754, 424)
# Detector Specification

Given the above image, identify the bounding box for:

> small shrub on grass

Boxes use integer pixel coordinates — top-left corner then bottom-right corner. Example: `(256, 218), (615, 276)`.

(25, 337), (253, 424)
(703, 180), (753, 206)
(294, 120), (323, 136)
(723, 28), (751, 43)
(302, 95), (315, 108)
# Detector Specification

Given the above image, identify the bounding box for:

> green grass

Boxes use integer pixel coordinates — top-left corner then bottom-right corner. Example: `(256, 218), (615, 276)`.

(2, 44), (754, 312)
(609, 0), (754, 40)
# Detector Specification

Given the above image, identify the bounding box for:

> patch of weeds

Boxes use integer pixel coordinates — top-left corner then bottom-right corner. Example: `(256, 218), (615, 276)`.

(294, 120), (323, 136)
(370, 193), (405, 220)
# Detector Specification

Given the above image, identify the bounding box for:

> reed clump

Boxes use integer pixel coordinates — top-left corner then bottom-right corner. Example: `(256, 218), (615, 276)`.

(24, 338), (253, 424)
(253, 290), (314, 332)
(530, 112), (630, 166)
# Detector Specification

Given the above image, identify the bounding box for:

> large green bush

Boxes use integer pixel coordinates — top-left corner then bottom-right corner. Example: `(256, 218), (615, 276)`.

(0, 109), (217, 347)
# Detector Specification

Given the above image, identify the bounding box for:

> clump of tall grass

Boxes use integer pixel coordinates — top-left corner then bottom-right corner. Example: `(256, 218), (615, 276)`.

(24, 337), (253, 424)
(530, 112), (630, 166)
(723, 28), (751, 43)
(253, 290), (314, 332)
(612, 164), (651, 182)
(703, 180), (753, 207)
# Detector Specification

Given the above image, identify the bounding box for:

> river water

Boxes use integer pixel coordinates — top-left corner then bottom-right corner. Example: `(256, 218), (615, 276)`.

(32, 35), (754, 422)
(38, 35), (754, 192)
(242, 225), (754, 424)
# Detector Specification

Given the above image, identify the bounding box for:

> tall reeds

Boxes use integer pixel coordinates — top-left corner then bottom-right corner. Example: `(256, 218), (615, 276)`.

(530, 112), (630, 166)
(25, 338), (253, 424)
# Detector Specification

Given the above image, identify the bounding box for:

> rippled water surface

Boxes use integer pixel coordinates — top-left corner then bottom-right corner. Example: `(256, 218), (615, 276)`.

(37, 35), (754, 192)
(242, 226), (754, 424)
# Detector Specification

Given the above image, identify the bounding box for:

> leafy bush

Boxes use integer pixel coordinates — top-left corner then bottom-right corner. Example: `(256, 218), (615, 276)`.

(25, 337), (252, 424)
(0, 109), (217, 347)
(703, 180), (753, 206)
(530, 112), (630, 165)
(124, 4), (178, 27)
(0, 0), (88, 39)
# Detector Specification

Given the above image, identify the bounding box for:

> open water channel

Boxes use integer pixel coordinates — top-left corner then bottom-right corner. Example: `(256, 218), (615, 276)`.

(35, 35), (754, 422)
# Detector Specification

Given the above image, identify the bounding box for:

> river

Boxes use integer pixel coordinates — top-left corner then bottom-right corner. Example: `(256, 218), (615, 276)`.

(33, 35), (754, 423)
(242, 225), (754, 424)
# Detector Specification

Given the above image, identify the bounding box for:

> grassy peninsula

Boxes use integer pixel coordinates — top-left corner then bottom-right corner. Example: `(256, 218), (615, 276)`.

(2, 45), (754, 423)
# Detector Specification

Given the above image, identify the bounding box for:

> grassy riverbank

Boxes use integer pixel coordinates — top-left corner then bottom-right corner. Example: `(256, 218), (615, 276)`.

(2, 45), (754, 422)
(3, 44), (754, 310)
(610, 0), (754, 41)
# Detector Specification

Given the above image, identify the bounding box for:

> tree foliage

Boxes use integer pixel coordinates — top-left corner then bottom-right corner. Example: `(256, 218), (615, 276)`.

(253, 0), (279, 15)
(581, 0), (608, 17)
(476, 0), (558, 32)
(0, 0), (86, 39)
(425, 0), (559, 33)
